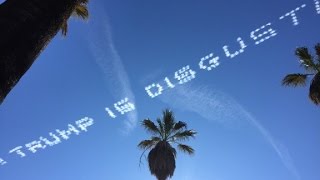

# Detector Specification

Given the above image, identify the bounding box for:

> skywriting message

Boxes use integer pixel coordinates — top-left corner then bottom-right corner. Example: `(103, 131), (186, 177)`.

(1, 0), (320, 167)
(104, 1), (318, 118)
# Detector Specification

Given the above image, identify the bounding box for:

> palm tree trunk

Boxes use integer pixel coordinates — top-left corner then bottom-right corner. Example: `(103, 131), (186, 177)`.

(0, 0), (80, 104)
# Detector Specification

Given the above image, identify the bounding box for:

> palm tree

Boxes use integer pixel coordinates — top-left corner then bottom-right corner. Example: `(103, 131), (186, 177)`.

(138, 109), (197, 180)
(0, 0), (89, 104)
(282, 44), (320, 105)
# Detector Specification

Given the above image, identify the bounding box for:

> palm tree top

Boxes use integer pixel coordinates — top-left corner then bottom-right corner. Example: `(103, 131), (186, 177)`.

(294, 45), (320, 72)
(282, 43), (320, 105)
(138, 109), (197, 180)
(139, 109), (196, 153)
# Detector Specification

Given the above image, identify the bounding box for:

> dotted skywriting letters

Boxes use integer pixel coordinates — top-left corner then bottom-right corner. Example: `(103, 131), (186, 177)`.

(1, 1), (319, 167)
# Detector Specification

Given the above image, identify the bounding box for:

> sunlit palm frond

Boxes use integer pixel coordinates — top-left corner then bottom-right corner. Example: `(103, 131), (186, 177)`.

(171, 130), (196, 141)
(73, 4), (89, 20)
(282, 74), (309, 87)
(60, 1), (89, 36)
(173, 121), (187, 132)
(142, 119), (160, 135)
(309, 73), (320, 105)
(177, 144), (194, 155)
(60, 21), (68, 36)
(295, 47), (316, 71)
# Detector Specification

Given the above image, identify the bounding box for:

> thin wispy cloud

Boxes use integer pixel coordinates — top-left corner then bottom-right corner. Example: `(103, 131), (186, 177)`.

(241, 108), (301, 180)
(88, 5), (137, 134)
(160, 84), (300, 180)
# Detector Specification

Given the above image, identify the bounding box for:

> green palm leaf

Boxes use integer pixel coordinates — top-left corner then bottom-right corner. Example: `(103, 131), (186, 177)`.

(142, 119), (160, 135)
(138, 137), (161, 150)
(171, 130), (196, 141)
(151, 136), (161, 141)
(173, 121), (187, 131)
(73, 4), (89, 20)
(296, 47), (313, 66)
(138, 140), (155, 150)
(163, 109), (175, 137)
(282, 74), (308, 87)
(295, 47), (317, 71)
(156, 118), (164, 138)
(309, 73), (320, 105)
(177, 144), (195, 155)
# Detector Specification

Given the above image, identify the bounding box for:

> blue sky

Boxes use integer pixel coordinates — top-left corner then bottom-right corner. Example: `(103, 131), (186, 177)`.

(0, 0), (320, 179)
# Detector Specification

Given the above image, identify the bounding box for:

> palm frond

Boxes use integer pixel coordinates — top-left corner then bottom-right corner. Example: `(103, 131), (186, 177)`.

(177, 144), (194, 155)
(163, 109), (175, 138)
(142, 119), (160, 135)
(171, 130), (196, 141)
(78, 0), (89, 4)
(295, 47), (316, 71)
(282, 73), (309, 87)
(309, 73), (320, 105)
(138, 137), (161, 167)
(60, 21), (68, 36)
(138, 140), (155, 150)
(73, 4), (89, 20)
(173, 121), (187, 131)
(171, 146), (177, 158)
(156, 118), (164, 138)
(315, 44), (320, 66)
(138, 136), (161, 150)
(60, 1), (89, 37)
(151, 136), (162, 142)
(315, 44), (320, 58)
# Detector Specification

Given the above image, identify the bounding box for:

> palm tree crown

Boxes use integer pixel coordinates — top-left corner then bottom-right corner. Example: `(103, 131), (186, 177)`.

(60, 0), (89, 36)
(282, 44), (320, 105)
(138, 109), (196, 180)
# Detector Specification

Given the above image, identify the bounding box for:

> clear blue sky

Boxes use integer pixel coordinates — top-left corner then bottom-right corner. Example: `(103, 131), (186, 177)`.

(0, 0), (319, 179)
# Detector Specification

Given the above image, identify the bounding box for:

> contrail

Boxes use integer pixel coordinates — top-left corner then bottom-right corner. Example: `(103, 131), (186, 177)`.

(160, 84), (300, 180)
(243, 110), (301, 180)
(88, 4), (137, 134)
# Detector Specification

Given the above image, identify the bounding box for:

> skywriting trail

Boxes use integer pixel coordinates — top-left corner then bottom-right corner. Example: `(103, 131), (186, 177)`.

(0, 0), (319, 170)
(105, 2), (313, 118)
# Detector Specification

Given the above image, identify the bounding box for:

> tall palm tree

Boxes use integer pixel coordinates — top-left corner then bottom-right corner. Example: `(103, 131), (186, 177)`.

(0, 0), (89, 104)
(138, 109), (197, 180)
(282, 44), (320, 105)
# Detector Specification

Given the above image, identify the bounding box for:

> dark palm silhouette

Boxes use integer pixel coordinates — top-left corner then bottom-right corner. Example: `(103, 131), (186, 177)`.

(282, 44), (320, 105)
(138, 109), (196, 180)
(0, 0), (89, 104)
